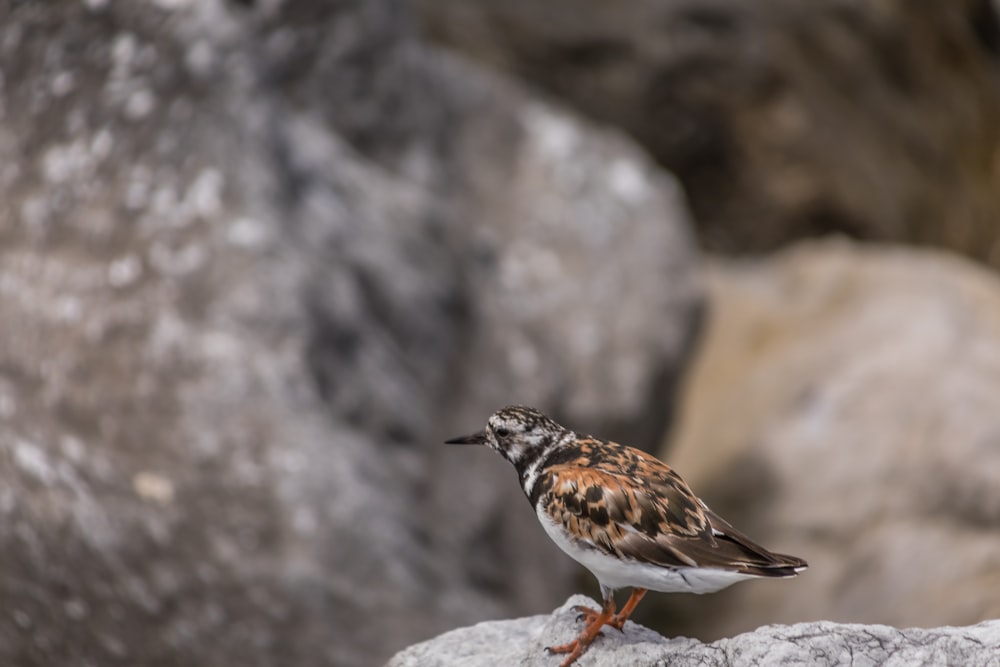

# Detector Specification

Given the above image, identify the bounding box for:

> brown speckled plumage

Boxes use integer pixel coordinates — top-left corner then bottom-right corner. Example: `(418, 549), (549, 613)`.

(446, 406), (807, 667)
(533, 436), (803, 576)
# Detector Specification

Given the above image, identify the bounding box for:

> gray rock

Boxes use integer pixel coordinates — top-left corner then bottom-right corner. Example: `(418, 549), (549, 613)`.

(388, 595), (1000, 666)
(0, 1), (698, 666)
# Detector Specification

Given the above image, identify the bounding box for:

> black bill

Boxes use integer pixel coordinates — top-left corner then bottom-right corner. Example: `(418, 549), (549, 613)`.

(444, 430), (487, 445)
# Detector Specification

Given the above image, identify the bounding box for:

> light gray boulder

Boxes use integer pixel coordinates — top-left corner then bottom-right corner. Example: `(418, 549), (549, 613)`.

(388, 595), (1000, 666)
(0, 1), (698, 666)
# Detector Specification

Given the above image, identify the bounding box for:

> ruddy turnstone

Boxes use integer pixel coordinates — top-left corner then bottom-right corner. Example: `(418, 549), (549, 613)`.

(446, 405), (807, 667)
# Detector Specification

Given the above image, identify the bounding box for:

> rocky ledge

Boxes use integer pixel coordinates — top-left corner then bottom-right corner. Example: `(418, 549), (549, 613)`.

(387, 595), (1000, 666)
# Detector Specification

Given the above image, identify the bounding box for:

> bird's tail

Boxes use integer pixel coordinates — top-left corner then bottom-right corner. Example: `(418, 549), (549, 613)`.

(705, 509), (807, 577)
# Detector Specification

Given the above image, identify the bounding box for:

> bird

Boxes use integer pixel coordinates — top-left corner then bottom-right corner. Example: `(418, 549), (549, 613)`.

(445, 405), (807, 667)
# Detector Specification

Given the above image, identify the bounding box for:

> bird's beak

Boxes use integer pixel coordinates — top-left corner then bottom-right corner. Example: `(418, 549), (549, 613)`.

(444, 430), (487, 445)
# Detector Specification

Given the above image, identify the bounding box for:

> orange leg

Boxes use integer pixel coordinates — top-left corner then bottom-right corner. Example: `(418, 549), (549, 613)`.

(546, 589), (617, 667)
(571, 587), (647, 631)
(609, 587), (647, 629)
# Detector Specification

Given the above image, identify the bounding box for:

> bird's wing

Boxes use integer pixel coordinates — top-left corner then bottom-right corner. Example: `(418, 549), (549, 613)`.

(538, 445), (803, 574)
(701, 506), (807, 573)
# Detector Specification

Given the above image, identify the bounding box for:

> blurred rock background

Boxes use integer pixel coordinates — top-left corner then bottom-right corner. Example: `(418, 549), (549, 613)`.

(419, 0), (1000, 260)
(0, 1), (998, 666)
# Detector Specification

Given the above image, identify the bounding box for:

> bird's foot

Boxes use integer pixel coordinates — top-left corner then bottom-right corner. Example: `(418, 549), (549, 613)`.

(571, 605), (625, 633)
(545, 637), (584, 667)
(607, 614), (627, 632)
(546, 603), (616, 666)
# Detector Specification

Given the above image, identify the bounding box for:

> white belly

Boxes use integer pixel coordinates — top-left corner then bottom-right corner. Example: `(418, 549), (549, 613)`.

(536, 505), (757, 594)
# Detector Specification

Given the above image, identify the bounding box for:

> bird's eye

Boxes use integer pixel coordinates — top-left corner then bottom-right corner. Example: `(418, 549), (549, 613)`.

(494, 427), (510, 438)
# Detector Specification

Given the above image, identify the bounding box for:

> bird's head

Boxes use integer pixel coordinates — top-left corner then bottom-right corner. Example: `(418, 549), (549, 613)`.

(445, 405), (566, 466)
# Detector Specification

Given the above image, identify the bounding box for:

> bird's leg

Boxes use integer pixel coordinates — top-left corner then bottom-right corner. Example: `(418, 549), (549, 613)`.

(546, 588), (616, 667)
(608, 587), (647, 630)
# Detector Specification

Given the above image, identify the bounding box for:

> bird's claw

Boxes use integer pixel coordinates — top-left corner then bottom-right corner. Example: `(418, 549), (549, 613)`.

(570, 605), (601, 625)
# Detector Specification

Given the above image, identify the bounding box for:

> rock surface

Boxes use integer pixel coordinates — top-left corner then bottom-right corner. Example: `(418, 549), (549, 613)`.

(0, 1), (698, 666)
(388, 594), (1000, 666)
(660, 240), (1000, 640)
(419, 0), (1000, 263)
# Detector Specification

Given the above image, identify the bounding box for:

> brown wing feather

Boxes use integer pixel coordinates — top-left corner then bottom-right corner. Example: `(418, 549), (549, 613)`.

(542, 465), (701, 569)
(541, 441), (805, 575)
(702, 508), (808, 574)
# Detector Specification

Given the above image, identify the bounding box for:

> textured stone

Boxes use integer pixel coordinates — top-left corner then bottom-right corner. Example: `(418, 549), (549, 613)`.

(419, 0), (1000, 264)
(661, 240), (1000, 640)
(388, 595), (1000, 666)
(0, 1), (698, 666)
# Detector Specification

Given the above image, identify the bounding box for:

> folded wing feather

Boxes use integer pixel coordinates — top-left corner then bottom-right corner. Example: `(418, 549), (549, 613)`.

(540, 447), (805, 576)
